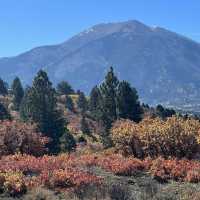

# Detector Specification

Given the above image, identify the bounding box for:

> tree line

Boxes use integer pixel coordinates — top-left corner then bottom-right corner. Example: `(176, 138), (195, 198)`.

(0, 67), (178, 153)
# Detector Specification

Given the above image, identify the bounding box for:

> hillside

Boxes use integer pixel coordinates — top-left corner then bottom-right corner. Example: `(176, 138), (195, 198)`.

(1, 20), (200, 110)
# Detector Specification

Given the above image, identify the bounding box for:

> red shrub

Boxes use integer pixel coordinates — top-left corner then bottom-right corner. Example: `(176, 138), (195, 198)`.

(0, 121), (49, 156)
(77, 154), (146, 176)
(0, 154), (102, 194)
(1, 152), (200, 197)
(47, 169), (101, 189)
(149, 157), (200, 183)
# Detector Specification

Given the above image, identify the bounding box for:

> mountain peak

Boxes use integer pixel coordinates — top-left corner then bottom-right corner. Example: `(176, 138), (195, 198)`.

(89, 19), (150, 33)
(70, 20), (152, 45)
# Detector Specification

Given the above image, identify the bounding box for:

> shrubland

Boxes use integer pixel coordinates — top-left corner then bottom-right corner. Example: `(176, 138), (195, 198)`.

(111, 117), (200, 159)
(1, 67), (200, 199)
(1, 152), (200, 198)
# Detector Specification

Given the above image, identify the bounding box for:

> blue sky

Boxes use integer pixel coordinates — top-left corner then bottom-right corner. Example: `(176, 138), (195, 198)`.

(0, 0), (200, 57)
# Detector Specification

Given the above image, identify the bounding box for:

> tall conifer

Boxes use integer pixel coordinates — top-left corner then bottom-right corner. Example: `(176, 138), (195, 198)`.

(117, 81), (142, 122)
(89, 86), (102, 120)
(77, 92), (88, 114)
(20, 70), (65, 153)
(0, 78), (8, 96)
(11, 77), (24, 110)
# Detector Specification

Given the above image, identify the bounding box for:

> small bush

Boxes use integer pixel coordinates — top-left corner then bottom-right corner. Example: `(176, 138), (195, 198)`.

(0, 121), (49, 156)
(149, 157), (200, 183)
(0, 172), (26, 197)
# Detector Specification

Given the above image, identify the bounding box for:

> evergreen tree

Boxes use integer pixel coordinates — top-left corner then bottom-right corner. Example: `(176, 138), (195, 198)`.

(20, 70), (65, 153)
(156, 104), (176, 120)
(59, 130), (76, 153)
(100, 66), (119, 129)
(66, 96), (74, 112)
(117, 81), (142, 122)
(77, 92), (88, 114)
(99, 67), (119, 147)
(57, 81), (74, 95)
(89, 86), (102, 119)
(11, 77), (24, 111)
(165, 108), (176, 118)
(80, 116), (90, 135)
(0, 78), (8, 96)
(20, 86), (32, 120)
(0, 102), (11, 120)
(156, 104), (165, 119)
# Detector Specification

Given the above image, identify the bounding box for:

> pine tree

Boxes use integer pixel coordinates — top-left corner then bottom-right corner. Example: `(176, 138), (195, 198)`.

(156, 104), (176, 120)
(156, 104), (165, 119)
(0, 102), (11, 120)
(89, 86), (102, 120)
(0, 78), (8, 96)
(57, 81), (74, 95)
(66, 96), (74, 112)
(20, 86), (32, 120)
(11, 77), (24, 111)
(164, 108), (176, 118)
(80, 116), (90, 135)
(77, 92), (88, 114)
(100, 66), (119, 129)
(117, 81), (142, 122)
(99, 67), (119, 147)
(20, 70), (65, 153)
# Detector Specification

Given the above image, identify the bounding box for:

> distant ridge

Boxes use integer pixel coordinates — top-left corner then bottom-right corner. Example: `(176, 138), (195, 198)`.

(1, 20), (200, 110)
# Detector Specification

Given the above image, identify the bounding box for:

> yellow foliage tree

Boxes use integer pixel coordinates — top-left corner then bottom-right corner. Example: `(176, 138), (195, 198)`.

(111, 117), (200, 158)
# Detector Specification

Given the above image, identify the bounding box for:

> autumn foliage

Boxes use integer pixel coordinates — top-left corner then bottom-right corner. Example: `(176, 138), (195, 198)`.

(77, 154), (200, 184)
(111, 117), (200, 158)
(0, 120), (49, 157)
(149, 157), (200, 183)
(0, 152), (200, 196)
(76, 153), (145, 176)
(0, 154), (102, 196)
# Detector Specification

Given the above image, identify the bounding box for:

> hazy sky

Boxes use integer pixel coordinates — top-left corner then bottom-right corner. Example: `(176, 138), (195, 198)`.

(0, 0), (200, 57)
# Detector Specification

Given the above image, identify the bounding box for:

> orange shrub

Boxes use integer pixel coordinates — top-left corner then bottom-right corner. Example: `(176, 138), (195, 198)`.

(77, 154), (146, 176)
(47, 169), (101, 189)
(149, 157), (200, 183)
(0, 154), (102, 195)
(1, 152), (200, 196)
(0, 121), (49, 156)
(111, 117), (200, 158)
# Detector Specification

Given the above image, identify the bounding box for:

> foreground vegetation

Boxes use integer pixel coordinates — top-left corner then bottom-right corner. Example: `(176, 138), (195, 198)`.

(1, 152), (200, 199)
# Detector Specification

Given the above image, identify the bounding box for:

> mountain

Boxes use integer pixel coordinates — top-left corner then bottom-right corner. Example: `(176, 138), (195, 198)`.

(1, 20), (200, 110)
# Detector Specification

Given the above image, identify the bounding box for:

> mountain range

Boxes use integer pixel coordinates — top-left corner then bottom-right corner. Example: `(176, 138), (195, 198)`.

(1, 20), (200, 111)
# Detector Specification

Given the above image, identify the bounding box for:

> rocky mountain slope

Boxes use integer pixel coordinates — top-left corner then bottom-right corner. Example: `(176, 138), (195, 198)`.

(1, 20), (200, 108)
